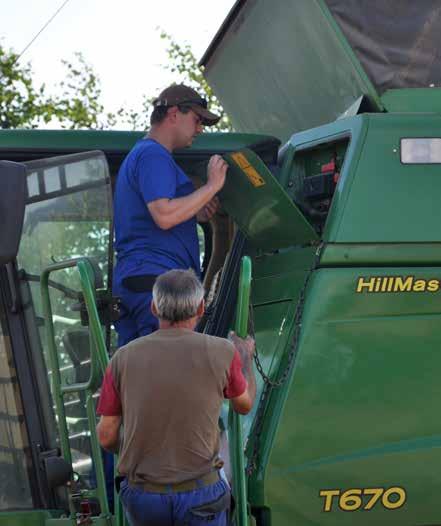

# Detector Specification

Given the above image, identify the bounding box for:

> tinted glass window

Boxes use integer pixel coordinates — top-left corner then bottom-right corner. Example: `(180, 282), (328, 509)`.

(0, 302), (33, 509)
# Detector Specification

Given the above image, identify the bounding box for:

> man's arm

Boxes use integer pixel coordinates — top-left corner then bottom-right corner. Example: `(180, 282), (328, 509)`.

(96, 415), (122, 453)
(148, 155), (227, 230)
(229, 334), (257, 415)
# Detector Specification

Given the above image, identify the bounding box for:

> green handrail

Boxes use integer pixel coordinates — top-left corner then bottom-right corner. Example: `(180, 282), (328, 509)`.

(229, 256), (252, 526)
(41, 257), (111, 522)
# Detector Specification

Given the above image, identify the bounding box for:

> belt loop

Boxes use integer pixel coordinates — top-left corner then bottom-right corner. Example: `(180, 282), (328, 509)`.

(196, 477), (204, 489)
(166, 484), (173, 494)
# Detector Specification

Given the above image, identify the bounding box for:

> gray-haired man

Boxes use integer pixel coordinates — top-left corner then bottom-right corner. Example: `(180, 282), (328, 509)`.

(97, 269), (256, 526)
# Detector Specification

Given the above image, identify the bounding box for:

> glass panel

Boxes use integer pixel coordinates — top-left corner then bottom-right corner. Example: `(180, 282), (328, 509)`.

(0, 302), (33, 509)
(27, 171), (39, 198)
(16, 152), (112, 493)
(401, 138), (441, 164)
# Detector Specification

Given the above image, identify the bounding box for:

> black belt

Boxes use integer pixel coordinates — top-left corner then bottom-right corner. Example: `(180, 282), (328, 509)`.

(128, 470), (221, 494)
(122, 274), (157, 293)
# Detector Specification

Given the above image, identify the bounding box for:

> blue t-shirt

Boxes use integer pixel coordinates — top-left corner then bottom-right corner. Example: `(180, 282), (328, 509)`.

(113, 139), (200, 279)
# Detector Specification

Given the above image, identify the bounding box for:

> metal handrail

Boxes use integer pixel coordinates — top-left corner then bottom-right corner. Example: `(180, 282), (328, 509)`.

(229, 255), (252, 526)
(41, 257), (110, 521)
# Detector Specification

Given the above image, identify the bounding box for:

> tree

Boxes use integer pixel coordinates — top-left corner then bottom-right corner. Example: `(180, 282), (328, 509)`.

(160, 31), (232, 132)
(53, 52), (122, 129)
(0, 33), (231, 131)
(126, 31), (233, 132)
(0, 44), (119, 129)
(0, 45), (54, 128)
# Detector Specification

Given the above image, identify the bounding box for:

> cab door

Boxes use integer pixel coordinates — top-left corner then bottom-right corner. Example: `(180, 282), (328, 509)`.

(0, 151), (112, 512)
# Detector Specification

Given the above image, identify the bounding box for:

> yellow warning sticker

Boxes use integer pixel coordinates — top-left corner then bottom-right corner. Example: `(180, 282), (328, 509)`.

(231, 152), (265, 188)
(231, 152), (249, 169)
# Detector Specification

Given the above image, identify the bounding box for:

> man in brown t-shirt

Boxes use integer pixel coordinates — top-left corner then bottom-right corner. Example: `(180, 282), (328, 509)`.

(97, 269), (256, 526)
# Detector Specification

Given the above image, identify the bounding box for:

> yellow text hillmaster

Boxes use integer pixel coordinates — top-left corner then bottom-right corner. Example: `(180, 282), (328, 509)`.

(356, 276), (440, 293)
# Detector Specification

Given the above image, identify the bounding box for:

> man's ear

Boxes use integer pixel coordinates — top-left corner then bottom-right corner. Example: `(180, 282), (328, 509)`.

(196, 299), (205, 318)
(151, 300), (158, 317)
(167, 106), (178, 123)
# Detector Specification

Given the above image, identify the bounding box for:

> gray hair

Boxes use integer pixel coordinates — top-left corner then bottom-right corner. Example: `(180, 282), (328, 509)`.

(152, 269), (204, 323)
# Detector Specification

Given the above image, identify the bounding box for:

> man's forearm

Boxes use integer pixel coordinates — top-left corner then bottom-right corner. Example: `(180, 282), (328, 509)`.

(148, 183), (218, 230)
(96, 416), (122, 453)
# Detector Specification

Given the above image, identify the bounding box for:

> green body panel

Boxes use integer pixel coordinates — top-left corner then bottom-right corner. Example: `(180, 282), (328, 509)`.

(381, 88), (441, 113)
(284, 113), (441, 243)
(0, 511), (63, 526)
(222, 149), (318, 249)
(265, 265), (441, 525)
(321, 243), (441, 267)
(230, 257), (252, 526)
(241, 247), (317, 482)
(0, 129), (278, 156)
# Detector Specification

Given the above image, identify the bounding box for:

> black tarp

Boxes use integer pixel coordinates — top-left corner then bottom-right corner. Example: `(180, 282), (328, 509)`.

(325, 0), (441, 93)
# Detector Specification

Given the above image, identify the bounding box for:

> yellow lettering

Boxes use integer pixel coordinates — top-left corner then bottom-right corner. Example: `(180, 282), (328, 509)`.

(382, 487), (406, 510)
(356, 277), (375, 293)
(413, 279), (427, 292)
(375, 277), (382, 292)
(319, 489), (340, 512)
(428, 279), (440, 292)
(363, 488), (384, 510)
(393, 276), (413, 292)
(339, 489), (362, 511)
(380, 278), (388, 292)
(387, 277), (394, 292)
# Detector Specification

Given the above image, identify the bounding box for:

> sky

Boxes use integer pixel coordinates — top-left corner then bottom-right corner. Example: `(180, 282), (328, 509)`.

(0, 0), (236, 126)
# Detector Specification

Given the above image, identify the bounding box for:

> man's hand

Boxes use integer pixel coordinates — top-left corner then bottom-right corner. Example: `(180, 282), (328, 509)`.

(206, 155), (228, 193)
(229, 331), (256, 415)
(197, 196), (220, 223)
(229, 332), (255, 363)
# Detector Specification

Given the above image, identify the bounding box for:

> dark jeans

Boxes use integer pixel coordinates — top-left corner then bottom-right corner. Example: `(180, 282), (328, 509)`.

(120, 477), (230, 526)
(114, 288), (159, 347)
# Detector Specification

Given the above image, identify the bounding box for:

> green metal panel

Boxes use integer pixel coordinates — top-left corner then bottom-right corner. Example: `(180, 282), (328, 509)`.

(0, 129), (278, 156)
(265, 265), (441, 525)
(0, 511), (62, 526)
(283, 113), (441, 244)
(332, 114), (441, 242)
(321, 243), (441, 267)
(222, 149), (318, 249)
(381, 88), (441, 113)
(230, 257), (252, 526)
(202, 0), (380, 142)
(281, 115), (368, 243)
(239, 247), (317, 505)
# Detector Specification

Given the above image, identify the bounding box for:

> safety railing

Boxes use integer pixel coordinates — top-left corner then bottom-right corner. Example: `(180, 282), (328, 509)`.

(229, 255), (252, 526)
(41, 257), (116, 523)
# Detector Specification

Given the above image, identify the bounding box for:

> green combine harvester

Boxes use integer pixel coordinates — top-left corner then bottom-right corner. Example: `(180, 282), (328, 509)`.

(1, 1), (441, 524)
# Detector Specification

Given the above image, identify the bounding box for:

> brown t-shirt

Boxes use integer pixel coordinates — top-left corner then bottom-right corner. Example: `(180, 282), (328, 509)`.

(97, 328), (247, 484)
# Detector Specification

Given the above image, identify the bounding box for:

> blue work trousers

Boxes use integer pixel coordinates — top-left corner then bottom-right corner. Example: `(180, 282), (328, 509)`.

(114, 286), (159, 347)
(120, 477), (230, 526)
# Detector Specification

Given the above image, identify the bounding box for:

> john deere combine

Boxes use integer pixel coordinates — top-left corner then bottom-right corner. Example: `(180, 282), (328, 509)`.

(1, 1), (441, 524)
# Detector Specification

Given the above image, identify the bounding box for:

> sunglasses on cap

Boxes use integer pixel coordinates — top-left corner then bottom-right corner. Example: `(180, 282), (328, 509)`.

(153, 97), (208, 109)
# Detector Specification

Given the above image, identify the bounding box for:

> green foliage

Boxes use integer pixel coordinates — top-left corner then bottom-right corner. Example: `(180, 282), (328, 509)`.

(160, 31), (233, 133)
(54, 52), (121, 129)
(0, 32), (231, 131)
(0, 45), (54, 128)
(0, 45), (119, 129)
(127, 31), (233, 132)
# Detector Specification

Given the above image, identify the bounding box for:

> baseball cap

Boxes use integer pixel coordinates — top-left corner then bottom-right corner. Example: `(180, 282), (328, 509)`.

(152, 84), (221, 126)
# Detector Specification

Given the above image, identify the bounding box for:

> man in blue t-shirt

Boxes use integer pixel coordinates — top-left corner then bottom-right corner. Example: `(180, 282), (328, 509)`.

(113, 84), (228, 346)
